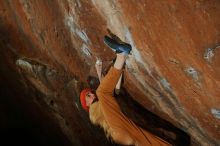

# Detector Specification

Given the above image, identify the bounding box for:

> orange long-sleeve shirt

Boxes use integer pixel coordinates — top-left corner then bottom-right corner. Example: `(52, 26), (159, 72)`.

(94, 67), (172, 146)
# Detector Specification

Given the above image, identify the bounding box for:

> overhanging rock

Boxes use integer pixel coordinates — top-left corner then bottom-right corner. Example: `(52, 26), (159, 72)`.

(0, 0), (220, 145)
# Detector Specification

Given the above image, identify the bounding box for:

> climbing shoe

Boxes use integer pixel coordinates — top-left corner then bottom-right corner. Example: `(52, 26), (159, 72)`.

(104, 36), (132, 55)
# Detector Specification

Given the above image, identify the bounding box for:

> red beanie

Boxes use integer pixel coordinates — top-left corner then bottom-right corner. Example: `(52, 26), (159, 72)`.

(80, 88), (92, 111)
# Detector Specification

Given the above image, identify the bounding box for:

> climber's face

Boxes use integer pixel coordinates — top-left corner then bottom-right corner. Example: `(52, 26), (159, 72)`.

(85, 92), (97, 107)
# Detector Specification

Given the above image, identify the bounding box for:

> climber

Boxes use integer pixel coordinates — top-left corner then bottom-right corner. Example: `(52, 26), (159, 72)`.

(80, 35), (172, 146)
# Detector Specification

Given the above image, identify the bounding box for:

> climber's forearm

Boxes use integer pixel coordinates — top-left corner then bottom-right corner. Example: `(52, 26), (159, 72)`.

(95, 64), (103, 82)
(97, 72), (104, 82)
(95, 59), (103, 82)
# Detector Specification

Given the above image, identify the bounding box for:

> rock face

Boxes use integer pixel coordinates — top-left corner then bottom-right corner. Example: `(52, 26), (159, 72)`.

(0, 0), (220, 145)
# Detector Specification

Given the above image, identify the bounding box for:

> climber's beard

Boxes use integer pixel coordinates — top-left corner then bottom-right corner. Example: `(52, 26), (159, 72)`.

(92, 96), (98, 104)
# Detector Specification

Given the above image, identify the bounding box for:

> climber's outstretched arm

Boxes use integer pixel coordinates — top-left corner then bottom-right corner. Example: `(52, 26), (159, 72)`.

(95, 57), (124, 94)
(96, 54), (126, 95)
(95, 59), (103, 82)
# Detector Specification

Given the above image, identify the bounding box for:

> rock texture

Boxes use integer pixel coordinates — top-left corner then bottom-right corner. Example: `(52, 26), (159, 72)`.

(0, 0), (220, 145)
